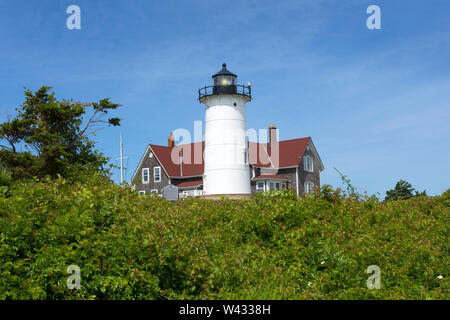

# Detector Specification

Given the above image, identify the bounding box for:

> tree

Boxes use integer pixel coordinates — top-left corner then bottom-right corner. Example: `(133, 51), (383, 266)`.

(385, 179), (426, 201)
(0, 86), (121, 179)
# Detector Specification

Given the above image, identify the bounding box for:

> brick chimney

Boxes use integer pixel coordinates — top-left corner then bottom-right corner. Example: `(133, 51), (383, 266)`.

(269, 124), (277, 146)
(268, 124), (279, 167)
(168, 132), (174, 148)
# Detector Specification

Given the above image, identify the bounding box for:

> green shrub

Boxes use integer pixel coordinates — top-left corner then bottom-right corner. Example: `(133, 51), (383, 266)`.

(0, 175), (448, 299)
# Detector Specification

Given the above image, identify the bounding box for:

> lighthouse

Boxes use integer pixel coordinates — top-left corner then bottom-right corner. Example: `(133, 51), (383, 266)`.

(198, 63), (252, 196)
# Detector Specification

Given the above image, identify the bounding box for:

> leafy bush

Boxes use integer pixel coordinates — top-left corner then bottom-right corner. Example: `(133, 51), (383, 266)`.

(0, 175), (448, 299)
(0, 86), (121, 180)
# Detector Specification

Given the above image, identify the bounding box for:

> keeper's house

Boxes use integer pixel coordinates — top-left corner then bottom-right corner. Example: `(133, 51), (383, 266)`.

(131, 64), (324, 198)
(131, 126), (324, 198)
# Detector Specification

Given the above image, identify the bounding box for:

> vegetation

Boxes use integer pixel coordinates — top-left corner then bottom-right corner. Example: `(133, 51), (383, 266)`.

(385, 179), (427, 201)
(0, 86), (121, 180)
(0, 87), (447, 300)
(0, 174), (448, 299)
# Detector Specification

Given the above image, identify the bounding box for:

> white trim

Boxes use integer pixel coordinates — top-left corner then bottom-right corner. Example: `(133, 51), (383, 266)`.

(138, 190), (146, 195)
(296, 167), (299, 196)
(256, 181), (264, 192)
(150, 189), (158, 193)
(142, 168), (150, 184)
(153, 166), (161, 182)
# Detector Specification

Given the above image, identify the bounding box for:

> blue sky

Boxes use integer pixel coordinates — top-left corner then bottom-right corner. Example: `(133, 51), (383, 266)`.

(1, 0), (449, 196)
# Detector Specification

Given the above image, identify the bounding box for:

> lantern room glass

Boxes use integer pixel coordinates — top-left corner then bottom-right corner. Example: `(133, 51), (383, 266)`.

(214, 75), (236, 86)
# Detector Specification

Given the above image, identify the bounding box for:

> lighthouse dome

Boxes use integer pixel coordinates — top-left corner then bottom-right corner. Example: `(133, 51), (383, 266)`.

(212, 63), (237, 87)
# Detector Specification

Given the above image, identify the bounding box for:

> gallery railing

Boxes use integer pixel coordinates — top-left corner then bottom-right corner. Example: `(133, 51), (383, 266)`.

(198, 84), (251, 100)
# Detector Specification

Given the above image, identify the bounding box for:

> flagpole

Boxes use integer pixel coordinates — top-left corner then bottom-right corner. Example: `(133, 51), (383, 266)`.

(120, 132), (124, 184)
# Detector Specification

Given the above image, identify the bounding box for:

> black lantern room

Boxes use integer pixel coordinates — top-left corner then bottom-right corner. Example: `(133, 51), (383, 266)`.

(198, 63), (251, 101)
(212, 63), (237, 94)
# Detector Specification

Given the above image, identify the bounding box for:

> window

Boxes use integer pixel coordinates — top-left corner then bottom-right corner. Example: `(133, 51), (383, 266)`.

(142, 168), (149, 184)
(256, 182), (264, 192)
(269, 182), (275, 190)
(305, 181), (314, 194)
(304, 155), (313, 172)
(275, 182), (281, 190)
(154, 166), (161, 182)
(150, 189), (158, 194)
(138, 190), (146, 195)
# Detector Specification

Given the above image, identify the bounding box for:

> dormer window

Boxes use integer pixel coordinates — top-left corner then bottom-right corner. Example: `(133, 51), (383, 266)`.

(304, 155), (313, 172)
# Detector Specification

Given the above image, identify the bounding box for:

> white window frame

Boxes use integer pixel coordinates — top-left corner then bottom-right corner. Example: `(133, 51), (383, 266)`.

(142, 168), (150, 184)
(305, 181), (314, 194)
(153, 166), (161, 182)
(138, 190), (146, 195)
(304, 155), (313, 172)
(150, 189), (158, 194)
(256, 181), (265, 192)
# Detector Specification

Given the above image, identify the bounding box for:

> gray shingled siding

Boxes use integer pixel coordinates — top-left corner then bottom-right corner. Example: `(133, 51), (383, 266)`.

(250, 147), (321, 197)
(133, 148), (170, 194)
(297, 147), (321, 195)
(276, 167), (296, 192)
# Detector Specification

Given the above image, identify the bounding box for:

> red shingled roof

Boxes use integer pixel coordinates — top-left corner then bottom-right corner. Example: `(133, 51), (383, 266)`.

(149, 142), (204, 177)
(148, 137), (312, 178)
(248, 137), (311, 167)
(177, 180), (203, 188)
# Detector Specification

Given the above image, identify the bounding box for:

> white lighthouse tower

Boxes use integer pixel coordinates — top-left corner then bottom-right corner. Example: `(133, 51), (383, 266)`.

(199, 63), (252, 196)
